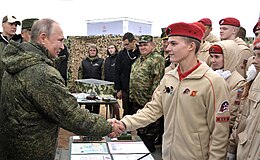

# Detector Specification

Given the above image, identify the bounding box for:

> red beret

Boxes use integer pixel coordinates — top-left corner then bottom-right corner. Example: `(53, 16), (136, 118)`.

(192, 22), (206, 33)
(198, 18), (212, 26)
(253, 22), (260, 34)
(166, 22), (204, 42)
(209, 45), (223, 54)
(219, 17), (240, 27)
(253, 38), (260, 50)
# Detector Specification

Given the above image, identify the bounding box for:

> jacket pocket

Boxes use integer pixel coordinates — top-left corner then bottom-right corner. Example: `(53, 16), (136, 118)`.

(191, 133), (203, 160)
(238, 131), (248, 145)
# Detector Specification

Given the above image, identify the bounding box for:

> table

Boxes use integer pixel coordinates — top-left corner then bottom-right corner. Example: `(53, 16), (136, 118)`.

(69, 135), (154, 160)
(72, 93), (118, 119)
(75, 78), (115, 95)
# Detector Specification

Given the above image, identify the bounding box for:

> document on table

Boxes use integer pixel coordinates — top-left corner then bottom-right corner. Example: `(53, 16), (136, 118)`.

(71, 142), (108, 154)
(112, 153), (154, 160)
(107, 141), (150, 154)
(71, 154), (112, 160)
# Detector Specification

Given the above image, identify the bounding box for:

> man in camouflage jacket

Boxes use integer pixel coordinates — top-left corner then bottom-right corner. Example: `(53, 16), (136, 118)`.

(129, 35), (165, 152)
(0, 18), (114, 160)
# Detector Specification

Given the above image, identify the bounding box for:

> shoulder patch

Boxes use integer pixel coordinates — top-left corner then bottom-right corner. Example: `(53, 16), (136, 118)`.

(218, 100), (229, 113)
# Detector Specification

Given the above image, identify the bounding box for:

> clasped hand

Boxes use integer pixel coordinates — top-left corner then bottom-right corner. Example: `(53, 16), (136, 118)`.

(107, 118), (126, 138)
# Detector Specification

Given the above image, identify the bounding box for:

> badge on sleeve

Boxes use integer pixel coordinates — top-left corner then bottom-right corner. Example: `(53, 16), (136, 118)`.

(218, 100), (229, 113)
(216, 116), (230, 122)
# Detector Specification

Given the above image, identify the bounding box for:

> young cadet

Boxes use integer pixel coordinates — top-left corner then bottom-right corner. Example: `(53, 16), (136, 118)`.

(227, 38), (260, 160)
(108, 22), (230, 160)
(209, 40), (246, 133)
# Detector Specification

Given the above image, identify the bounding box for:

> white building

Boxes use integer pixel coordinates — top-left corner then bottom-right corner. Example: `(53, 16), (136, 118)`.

(86, 17), (152, 36)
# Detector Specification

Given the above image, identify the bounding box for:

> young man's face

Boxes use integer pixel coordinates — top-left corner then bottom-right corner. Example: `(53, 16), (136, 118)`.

(210, 53), (224, 70)
(107, 45), (116, 55)
(2, 22), (18, 37)
(253, 49), (260, 73)
(122, 39), (135, 51)
(219, 25), (237, 40)
(166, 36), (191, 63)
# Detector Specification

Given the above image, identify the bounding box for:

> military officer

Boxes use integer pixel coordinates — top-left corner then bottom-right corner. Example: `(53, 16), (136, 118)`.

(0, 18), (119, 160)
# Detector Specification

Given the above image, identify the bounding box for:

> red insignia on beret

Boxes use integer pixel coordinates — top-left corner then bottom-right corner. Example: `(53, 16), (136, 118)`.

(216, 116), (230, 122)
(218, 100), (229, 113)
(253, 22), (260, 34)
(253, 38), (260, 50)
(166, 22), (204, 42)
(198, 18), (212, 26)
(209, 45), (223, 54)
(219, 17), (240, 27)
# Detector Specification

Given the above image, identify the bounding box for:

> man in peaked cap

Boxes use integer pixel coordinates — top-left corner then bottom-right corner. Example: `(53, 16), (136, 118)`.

(127, 34), (165, 152)
(198, 18), (220, 43)
(160, 28), (171, 68)
(219, 17), (253, 78)
(109, 22), (230, 160)
(21, 18), (39, 42)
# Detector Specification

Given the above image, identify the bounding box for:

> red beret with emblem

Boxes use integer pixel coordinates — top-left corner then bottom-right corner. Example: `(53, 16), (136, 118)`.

(253, 22), (260, 34)
(166, 22), (204, 42)
(253, 38), (260, 50)
(209, 45), (223, 54)
(219, 17), (240, 27)
(198, 18), (212, 26)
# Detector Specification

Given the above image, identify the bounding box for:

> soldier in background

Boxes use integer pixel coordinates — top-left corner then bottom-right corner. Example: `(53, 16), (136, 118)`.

(160, 28), (171, 67)
(129, 35), (165, 152)
(0, 18), (119, 160)
(21, 18), (39, 42)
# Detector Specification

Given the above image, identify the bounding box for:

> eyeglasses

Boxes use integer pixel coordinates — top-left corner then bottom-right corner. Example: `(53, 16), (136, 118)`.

(123, 43), (130, 46)
(89, 49), (96, 51)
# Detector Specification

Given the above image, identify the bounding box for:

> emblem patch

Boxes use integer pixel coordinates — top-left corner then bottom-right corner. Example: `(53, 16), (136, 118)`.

(190, 90), (197, 96)
(218, 100), (229, 113)
(216, 116), (230, 122)
(163, 86), (174, 94)
(183, 88), (190, 94)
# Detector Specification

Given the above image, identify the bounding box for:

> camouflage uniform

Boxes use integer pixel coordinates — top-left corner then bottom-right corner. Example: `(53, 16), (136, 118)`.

(0, 41), (112, 160)
(129, 35), (165, 152)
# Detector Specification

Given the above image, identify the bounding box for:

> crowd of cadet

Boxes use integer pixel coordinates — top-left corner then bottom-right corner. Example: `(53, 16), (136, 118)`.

(0, 14), (259, 160)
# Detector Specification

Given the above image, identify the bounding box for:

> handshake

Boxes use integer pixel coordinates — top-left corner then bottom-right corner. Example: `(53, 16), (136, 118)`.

(107, 118), (126, 138)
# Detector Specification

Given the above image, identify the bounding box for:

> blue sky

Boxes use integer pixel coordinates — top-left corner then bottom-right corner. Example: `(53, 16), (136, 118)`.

(1, 0), (259, 37)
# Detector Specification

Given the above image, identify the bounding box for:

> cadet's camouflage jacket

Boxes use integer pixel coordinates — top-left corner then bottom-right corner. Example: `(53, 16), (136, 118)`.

(0, 41), (112, 160)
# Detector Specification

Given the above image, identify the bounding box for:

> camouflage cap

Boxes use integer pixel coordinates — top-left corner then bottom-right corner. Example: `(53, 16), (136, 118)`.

(139, 35), (153, 43)
(22, 18), (39, 30)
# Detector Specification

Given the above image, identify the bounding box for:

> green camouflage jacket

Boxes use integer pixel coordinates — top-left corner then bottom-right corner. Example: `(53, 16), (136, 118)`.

(0, 41), (112, 160)
(129, 51), (165, 106)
